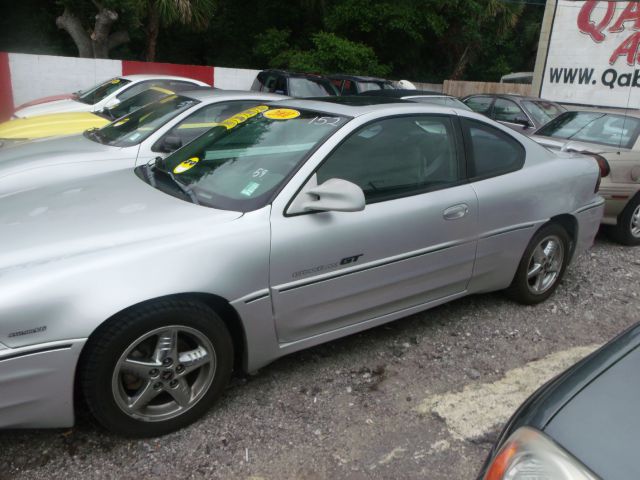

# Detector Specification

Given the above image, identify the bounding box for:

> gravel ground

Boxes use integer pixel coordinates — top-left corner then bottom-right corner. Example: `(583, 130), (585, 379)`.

(0, 232), (638, 480)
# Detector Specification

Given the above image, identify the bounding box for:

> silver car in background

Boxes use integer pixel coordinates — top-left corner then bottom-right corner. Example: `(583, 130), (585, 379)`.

(0, 90), (287, 196)
(0, 99), (604, 437)
(532, 108), (640, 245)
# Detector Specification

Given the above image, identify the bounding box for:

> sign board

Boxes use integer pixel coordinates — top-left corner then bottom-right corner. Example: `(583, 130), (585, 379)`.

(540, 1), (640, 108)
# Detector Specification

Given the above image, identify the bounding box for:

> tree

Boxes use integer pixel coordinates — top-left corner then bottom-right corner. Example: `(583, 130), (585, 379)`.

(144, 0), (216, 62)
(55, 1), (132, 58)
(254, 29), (390, 76)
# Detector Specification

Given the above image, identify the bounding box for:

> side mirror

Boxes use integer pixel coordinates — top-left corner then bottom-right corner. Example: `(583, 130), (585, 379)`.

(159, 135), (183, 153)
(288, 176), (365, 214)
(515, 118), (532, 128)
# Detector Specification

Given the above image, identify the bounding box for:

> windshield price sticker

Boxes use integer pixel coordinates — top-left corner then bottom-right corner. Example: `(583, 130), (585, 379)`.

(263, 108), (301, 120)
(173, 157), (200, 174)
(218, 105), (270, 130)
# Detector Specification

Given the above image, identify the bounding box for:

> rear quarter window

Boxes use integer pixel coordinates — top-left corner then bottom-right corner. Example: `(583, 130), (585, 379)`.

(462, 118), (525, 180)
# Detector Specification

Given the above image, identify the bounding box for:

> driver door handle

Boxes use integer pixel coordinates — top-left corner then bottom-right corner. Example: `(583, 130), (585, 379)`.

(443, 204), (469, 220)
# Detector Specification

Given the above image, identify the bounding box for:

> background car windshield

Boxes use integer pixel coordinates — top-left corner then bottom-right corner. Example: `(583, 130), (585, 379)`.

(289, 78), (339, 97)
(76, 77), (131, 105)
(96, 94), (199, 147)
(161, 108), (347, 211)
(358, 82), (384, 92)
(536, 111), (640, 149)
(106, 87), (172, 119)
(522, 100), (565, 125)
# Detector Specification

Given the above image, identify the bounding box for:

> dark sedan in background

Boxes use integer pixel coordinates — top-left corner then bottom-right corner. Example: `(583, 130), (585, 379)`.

(478, 321), (640, 480)
(251, 69), (339, 97)
(463, 94), (566, 134)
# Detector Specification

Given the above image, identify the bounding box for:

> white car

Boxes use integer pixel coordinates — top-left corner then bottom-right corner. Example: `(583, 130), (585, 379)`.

(13, 75), (209, 118)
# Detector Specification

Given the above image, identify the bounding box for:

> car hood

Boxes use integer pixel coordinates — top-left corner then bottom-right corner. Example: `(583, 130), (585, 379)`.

(0, 169), (242, 273)
(0, 134), (130, 177)
(544, 330), (640, 480)
(0, 112), (108, 140)
(14, 98), (92, 118)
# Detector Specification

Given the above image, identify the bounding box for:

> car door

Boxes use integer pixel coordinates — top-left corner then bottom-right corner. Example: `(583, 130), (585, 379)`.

(459, 118), (535, 293)
(492, 98), (533, 133)
(136, 100), (267, 164)
(269, 114), (479, 343)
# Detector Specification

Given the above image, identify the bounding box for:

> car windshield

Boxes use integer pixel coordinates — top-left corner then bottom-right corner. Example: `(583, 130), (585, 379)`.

(522, 100), (565, 125)
(154, 106), (348, 211)
(536, 111), (640, 149)
(104, 87), (174, 119)
(412, 96), (472, 110)
(289, 78), (339, 97)
(75, 77), (131, 105)
(87, 94), (199, 147)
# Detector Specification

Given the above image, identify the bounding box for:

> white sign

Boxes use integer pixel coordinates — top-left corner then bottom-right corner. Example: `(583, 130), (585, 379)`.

(541, 0), (640, 108)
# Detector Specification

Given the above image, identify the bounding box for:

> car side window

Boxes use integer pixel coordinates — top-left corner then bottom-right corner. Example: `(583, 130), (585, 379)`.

(316, 115), (461, 204)
(492, 98), (529, 124)
(343, 80), (358, 95)
(152, 100), (262, 152)
(274, 76), (287, 95)
(164, 80), (201, 92)
(263, 75), (278, 93)
(464, 96), (493, 114)
(462, 118), (525, 180)
(116, 81), (157, 101)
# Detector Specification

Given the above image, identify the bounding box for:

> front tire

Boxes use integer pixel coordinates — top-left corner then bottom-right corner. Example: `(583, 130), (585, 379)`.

(610, 196), (640, 246)
(506, 223), (570, 305)
(80, 299), (233, 437)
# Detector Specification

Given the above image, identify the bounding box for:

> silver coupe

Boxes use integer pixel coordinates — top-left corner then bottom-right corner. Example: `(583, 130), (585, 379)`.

(0, 99), (604, 437)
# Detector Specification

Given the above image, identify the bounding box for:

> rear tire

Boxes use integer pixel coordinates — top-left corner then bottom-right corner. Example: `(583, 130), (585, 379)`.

(609, 196), (640, 246)
(80, 299), (233, 437)
(506, 223), (570, 305)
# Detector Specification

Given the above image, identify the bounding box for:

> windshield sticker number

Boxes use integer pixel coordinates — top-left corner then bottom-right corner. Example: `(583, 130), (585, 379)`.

(252, 168), (269, 178)
(309, 116), (341, 126)
(174, 157), (200, 174)
(263, 108), (301, 120)
(240, 181), (261, 196)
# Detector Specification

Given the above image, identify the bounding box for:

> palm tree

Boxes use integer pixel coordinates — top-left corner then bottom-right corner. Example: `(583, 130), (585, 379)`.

(144, 0), (216, 61)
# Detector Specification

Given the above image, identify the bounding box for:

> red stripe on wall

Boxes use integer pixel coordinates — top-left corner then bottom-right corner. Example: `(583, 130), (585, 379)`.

(0, 52), (14, 121)
(121, 60), (214, 86)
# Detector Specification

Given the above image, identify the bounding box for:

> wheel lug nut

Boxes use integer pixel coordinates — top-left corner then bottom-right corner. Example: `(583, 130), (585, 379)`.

(153, 382), (163, 390)
(162, 358), (173, 367)
(169, 380), (179, 388)
(149, 369), (159, 378)
(176, 364), (185, 374)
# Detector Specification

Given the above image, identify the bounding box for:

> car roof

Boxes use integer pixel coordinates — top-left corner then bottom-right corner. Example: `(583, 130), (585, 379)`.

(259, 69), (331, 80)
(120, 74), (208, 84)
(361, 89), (447, 98)
(465, 93), (560, 103)
(327, 74), (391, 83)
(178, 89), (289, 102)
(265, 97), (460, 117)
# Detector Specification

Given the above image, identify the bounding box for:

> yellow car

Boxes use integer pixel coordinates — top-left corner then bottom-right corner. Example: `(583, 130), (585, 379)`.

(0, 87), (176, 147)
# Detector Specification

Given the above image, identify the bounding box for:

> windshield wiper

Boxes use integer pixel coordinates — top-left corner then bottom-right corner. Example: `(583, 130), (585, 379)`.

(83, 128), (106, 144)
(151, 157), (200, 205)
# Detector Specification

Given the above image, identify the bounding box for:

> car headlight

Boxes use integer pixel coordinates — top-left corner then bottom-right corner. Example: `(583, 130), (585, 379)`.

(483, 427), (598, 480)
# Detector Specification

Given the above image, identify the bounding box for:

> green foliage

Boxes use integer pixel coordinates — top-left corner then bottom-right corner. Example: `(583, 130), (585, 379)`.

(0, 0), (545, 82)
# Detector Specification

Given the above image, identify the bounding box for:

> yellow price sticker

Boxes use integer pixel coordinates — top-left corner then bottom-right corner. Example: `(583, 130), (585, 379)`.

(173, 157), (200, 174)
(263, 108), (301, 120)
